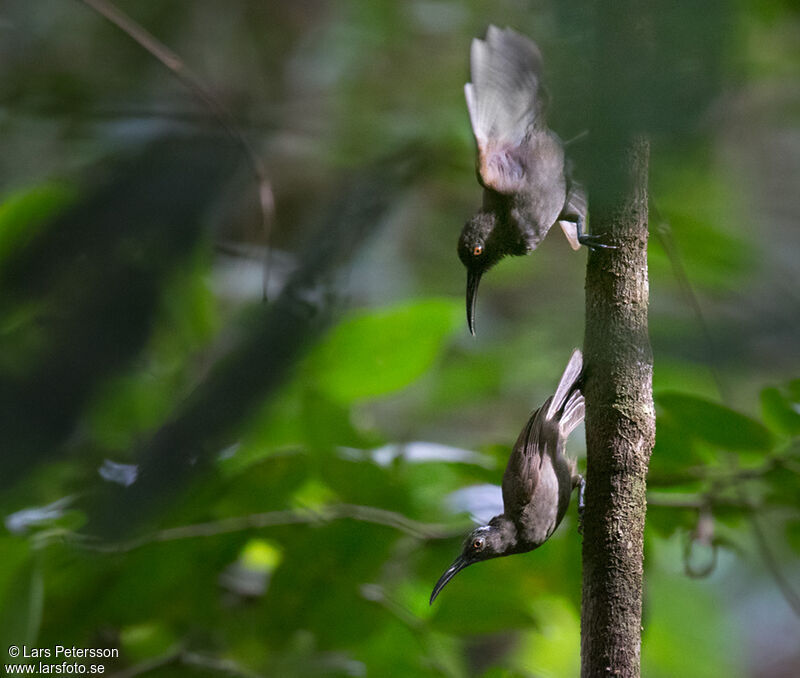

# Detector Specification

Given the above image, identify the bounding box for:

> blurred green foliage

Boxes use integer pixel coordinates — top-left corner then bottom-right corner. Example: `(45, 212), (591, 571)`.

(0, 1), (799, 677)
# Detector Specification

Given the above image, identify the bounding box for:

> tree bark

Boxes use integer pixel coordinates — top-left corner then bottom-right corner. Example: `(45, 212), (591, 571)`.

(581, 137), (655, 678)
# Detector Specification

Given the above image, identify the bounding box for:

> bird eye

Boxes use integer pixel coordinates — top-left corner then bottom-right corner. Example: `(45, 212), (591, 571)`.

(472, 245), (483, 256)
(472, 538), (484, 550)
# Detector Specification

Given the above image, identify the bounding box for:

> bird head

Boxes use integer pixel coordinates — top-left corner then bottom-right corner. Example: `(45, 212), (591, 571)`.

(458, 212), (502, 335)
(430, 519), (516, 604)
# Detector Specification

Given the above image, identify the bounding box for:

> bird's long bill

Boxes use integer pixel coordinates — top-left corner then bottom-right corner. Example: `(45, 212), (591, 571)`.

(466, 269), (482, 336)
(430, 555), (469, 604)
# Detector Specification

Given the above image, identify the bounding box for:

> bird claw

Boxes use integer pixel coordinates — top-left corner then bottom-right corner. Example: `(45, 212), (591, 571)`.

(568, 213), (617, 251)
(578, 233), (617, 251)
(577, 475), (586, 535)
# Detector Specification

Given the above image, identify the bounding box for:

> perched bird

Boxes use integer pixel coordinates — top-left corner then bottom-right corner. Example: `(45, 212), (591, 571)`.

(430, 349), (586, 604)
(459, 26), (609, 335)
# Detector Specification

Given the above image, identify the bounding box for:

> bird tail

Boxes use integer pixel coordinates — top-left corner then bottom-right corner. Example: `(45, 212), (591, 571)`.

(464, 25), (545, 147)
(545, 349), (585, 438)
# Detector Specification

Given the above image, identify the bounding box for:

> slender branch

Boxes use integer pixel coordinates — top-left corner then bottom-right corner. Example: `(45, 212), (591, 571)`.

(651, 205), (800, 618)
(749, 511), (800, 616)
(646, 493), (757, 510)
(650, 203), (729, 400)
(683, 540), (718, 579)
(76, 503), (462, 553)
(76, 0), (275, 294)
(108, 649), (182, 678)
(180, 651), (265, 678)
(108, 648), (263, 678)
(361, 584), (461, 678)
(648, 452), (800, 488)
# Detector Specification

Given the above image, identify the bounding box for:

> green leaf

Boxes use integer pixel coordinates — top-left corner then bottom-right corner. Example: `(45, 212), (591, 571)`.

(119, 622), (178, 663)
(762, 466), (800, 508)
(259, 521), (396, 647)
(308, 299), (460, 403)
(220, 386), (306, 475)
(429, 558), (538, 635)
(149, 252), (220, 360)
(649, 160), (752, 292)
(760, 386), (800, 436)
(0, 184), (74, 263)
(786, 519), (800, 555)
(646, 504), (698, 538)
(655, 392), (775, 452)
(514, 596), (581, 678)
(643, 537), (746, 678)
(788, 379), (800, 403)
(86, 372), (175, 450)
(650, 415), (707, 476)
(239, 539), (283, 573)
(481, 669), (529, 678)
(0, 541), (43, 654)
(223, 386), (380, 475)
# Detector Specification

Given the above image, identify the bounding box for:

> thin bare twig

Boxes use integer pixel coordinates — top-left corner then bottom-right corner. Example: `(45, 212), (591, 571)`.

(650, 202), (729, 401)
(646, 493), (757, 510)
(648, 452), (799, 488)
(652, 202), (800, 618)
(109, 648), (264, 678)
(108, 649), (182, 678)
(360, 584), (461, 678)
(683, 540), (719, 579)
(180, 651), (265, 678)
(76, 0), (275, 296)
(75, 503), (462, 553)
(749, 512), (800, 615)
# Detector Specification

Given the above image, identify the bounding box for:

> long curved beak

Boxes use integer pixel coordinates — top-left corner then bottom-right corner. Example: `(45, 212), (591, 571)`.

(430, 555), (469, 604)
(466, 269), (482, 336)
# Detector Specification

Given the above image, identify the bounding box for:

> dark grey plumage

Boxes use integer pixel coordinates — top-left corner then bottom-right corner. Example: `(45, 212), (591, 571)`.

(459, 27), (601, 335)
(430, 349), (585, 604)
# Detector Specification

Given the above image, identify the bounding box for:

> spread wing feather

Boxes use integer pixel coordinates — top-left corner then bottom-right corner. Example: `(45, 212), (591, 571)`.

(465, 26), (545, 195)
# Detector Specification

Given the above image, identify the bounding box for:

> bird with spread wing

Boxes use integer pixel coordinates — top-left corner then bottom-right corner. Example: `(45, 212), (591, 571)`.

(458, 26), (610, 335)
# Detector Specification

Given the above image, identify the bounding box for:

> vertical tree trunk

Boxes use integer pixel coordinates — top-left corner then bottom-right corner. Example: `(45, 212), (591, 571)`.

(581, 137), (655, 678)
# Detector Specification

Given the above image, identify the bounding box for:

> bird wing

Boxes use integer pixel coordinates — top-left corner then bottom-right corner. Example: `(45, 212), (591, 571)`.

(502, 350), (584, 515)
(502, 401), (547, 516)
(465, 26), (545, 195)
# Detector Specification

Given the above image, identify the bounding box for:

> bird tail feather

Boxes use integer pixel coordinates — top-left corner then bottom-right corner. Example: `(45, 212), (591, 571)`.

(545, 349), (585, 437)
(465, 25), (544, 146)
(559, 389), (585, 439)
